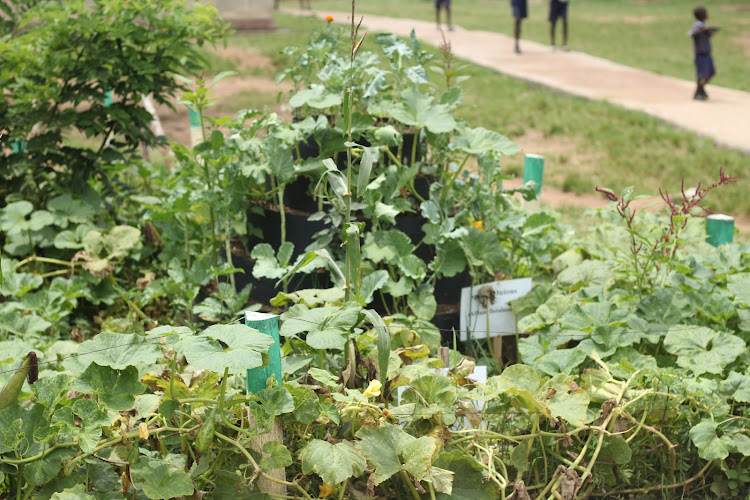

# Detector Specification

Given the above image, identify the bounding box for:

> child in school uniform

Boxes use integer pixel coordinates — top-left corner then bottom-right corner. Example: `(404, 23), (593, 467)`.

(688, 6), (719, 100)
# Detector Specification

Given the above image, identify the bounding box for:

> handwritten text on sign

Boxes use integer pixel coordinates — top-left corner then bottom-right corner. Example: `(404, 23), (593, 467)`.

(459, 278), (532, 341)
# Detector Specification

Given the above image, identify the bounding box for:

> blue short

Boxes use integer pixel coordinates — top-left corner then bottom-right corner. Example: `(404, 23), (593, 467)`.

(695, 54), (716, 80)
(549, 0), (568, 22)
(511, 0), (528, 19)
(435, 0), (450, 8)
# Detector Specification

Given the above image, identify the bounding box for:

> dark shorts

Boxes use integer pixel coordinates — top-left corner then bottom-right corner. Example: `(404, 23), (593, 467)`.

(511, 0), (528, 19)
(435, 0), (450, 9)
(695, 54), (716, 80)
(549, 0), (568, 22)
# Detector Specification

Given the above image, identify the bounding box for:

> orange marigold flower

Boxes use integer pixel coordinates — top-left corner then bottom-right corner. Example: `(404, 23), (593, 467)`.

(471, 220), (484, 231)
(319, 482), (334, 498)
(325, 15), (334, 22)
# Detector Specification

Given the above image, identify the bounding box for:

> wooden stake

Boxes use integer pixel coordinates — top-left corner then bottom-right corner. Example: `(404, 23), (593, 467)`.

(493, 336), (504, 371)
(245, 312), (285, 496)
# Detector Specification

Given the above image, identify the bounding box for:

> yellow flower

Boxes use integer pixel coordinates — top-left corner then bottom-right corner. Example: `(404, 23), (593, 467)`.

(138, 422), (149, 440)
(471, 220), (484, 231)
(364, 380), (382, 398)
(319, 482), (334, 498)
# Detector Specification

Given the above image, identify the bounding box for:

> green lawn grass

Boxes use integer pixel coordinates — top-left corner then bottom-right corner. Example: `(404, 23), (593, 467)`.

(310, 0), (750, 92)
(214, 13), (748, 217)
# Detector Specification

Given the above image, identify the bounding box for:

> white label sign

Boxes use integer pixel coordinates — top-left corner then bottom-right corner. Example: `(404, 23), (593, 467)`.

(459, 278), (532, 341)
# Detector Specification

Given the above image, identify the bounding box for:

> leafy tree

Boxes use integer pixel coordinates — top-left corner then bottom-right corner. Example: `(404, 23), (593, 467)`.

(0, 0), (228, 205)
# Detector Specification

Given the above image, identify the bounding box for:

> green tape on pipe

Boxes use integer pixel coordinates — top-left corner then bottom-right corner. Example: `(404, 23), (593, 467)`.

(523, 154), (544, 196)
(706, 214), (734, 247)
(245, 312), (282, 394)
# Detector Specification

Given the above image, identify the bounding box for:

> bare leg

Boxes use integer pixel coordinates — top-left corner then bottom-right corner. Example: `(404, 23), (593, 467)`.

(436, 8), (441, 28)
(514, 18), (522, 52)
(447, 8), (452, 30)
(550, 20), (556, 46)
(562, 19), (568, 46)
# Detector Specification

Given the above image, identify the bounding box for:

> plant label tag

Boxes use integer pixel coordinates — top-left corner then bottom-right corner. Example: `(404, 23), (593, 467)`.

(459, 278), (532, 341)
(245, 311), (278, 321)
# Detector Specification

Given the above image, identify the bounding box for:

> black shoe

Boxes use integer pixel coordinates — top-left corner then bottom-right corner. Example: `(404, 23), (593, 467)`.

(694, 92), (707, 101)
(515, 45), (521, 54)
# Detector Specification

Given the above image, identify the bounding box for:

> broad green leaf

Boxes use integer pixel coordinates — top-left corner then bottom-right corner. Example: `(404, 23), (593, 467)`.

(133, 459), (195, 499)
(288, 85), (342, 109)
(557, 260), (614, 290)
(452, 125), (519, 156)
(734, 434), (750, 456)
(407, 288), (437, 320)
(0, 271), (42, 297)
(664, 326), (746, 376)
(260, 441), (292, 470)
(374, 202), (400, 223)
(254, 388), (295, 416)
(51, 402), (108, 454)
(363, 230), (414, 264)
(719, 371), (750, 403)
(398, 436), (438, 480)
(25, 449), (76, 486)
(308, 368), (339, 387)
(425, 467), (454, 495)
(281, 355), (313, 375)
(73, 364), (144, 411)
(48, 194), (98, 223)
(0, 201), (33, 232)
(433, 239), (467, 278)
(689, 420), (732, 461)
(727, 273), (750, 306)
(373, 125), (400, 146)
(433, 450), (496, 500)
(306, 328), (347, 350)
(542, 374), (590, 426)
(360, 270), (389, 303)
(389, 88), (456, 133)
(299, 440), (366, 484)
(399, 254), (427, 279)
(285, 385), (321, 424)
(356, 423), (405, 484)
(599, 436), (632, 465)
(251, 243), (290, 280)
(50, 484), (97, 499)
(63, 332), (161, 373)
(176, 323), (273, 373)
(281, 306), (340, 337)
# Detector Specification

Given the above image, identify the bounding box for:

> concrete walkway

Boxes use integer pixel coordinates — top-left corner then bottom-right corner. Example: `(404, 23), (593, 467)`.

(285, 9), (750, 154)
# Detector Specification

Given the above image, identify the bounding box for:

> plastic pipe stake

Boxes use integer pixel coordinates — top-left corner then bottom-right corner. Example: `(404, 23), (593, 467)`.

(523, 154), (545, 197)
(245, 311), (282, 393)
(188, 108), (202, 147)
(706, 214), (734, 247)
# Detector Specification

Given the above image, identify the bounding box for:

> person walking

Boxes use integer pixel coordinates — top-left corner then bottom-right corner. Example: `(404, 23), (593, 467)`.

(549, 0), (569, 50)
(688, 6), (719, 100)
(436, 0), (453, 32)
(511, 0), (528, 53)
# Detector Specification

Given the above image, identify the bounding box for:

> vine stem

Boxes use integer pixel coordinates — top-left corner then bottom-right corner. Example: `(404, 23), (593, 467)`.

(401, 470), (421, 500)
(214, 432), (314, 500)
(438, 153), (470, 205)
(338, 479), (349, 500)
(587, 461), (712, 497)
(63, 425), (198, 470)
